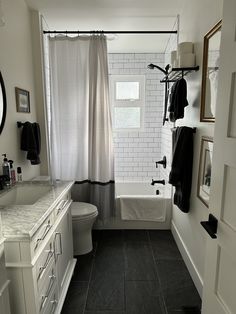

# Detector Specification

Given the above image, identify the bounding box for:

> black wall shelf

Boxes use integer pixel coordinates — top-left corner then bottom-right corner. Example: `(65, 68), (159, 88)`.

(160, 66), (200, 83)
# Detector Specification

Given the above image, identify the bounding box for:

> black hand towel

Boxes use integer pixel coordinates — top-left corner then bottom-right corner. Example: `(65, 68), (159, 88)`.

(169, 126), (194, 213)
(21, 122), (41, 165)
(168, 78), (188, 122)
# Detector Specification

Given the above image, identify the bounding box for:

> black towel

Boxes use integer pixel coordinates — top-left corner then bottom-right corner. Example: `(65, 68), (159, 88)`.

(168, 78), (188, 122)
(21, 122), (41, 165)
(169, 127), (193, 213)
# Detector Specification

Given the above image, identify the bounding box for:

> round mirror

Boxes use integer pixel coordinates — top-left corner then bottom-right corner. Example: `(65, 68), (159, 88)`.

(0, 71), (7, 134)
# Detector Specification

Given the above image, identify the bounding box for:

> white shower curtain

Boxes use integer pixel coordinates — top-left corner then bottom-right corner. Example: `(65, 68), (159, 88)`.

(49, 35), (115, 221)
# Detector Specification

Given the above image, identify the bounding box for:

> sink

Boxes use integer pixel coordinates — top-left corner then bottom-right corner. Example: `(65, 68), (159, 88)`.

(0, 184), (52, 206)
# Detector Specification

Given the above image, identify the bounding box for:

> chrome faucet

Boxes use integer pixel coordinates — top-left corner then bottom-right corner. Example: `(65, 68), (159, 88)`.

(151, 179), (165, 186)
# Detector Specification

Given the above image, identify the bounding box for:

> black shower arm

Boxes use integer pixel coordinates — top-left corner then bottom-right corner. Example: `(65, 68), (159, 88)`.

(148, 63), (170, 75)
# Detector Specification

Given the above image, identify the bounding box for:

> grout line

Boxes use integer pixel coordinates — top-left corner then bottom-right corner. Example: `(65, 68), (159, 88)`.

(147, 230), (169, 314)
(123, 237), (127, 313)
(82, 236), (99, 314)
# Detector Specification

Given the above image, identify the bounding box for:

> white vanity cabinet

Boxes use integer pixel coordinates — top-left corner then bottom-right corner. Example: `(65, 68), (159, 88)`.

(1, 182), (76, 314)
(0, 240), (11, 314)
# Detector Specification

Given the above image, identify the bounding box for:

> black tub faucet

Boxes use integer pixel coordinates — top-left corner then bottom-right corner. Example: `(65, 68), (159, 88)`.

(155, 156), (167, 168)
(151, 179), (165, 185)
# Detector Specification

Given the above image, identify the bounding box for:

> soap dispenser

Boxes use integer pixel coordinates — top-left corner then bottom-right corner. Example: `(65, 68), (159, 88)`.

(9, 160), (16, 185)
(2, 154), (10, 185)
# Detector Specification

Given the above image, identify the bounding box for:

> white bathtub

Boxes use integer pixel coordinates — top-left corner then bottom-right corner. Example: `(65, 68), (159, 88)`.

(96, 181), (171, 229)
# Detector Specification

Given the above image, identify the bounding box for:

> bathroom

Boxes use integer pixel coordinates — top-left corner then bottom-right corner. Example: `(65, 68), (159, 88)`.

(0, 0), (235, 313)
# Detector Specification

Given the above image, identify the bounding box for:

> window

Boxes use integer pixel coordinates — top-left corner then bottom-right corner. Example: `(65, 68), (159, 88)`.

(110, 75), (145, 130)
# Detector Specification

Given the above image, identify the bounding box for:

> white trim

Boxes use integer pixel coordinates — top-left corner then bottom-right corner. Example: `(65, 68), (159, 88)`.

(55, 258), (77, 314)
(171, 220), (203, 298)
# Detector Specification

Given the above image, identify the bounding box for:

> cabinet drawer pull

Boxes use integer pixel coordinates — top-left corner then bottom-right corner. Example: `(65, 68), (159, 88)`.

(38, 249), (54, 280)
(56, 200), (68, 215)
(34, 222), (52, 251)
(40, 274), (56, 310)
(54, 232), (62, 257)
(50, 298), (58, 313)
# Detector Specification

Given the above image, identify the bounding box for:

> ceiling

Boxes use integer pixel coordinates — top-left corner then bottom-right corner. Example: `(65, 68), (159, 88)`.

(25, 0), (184, 52)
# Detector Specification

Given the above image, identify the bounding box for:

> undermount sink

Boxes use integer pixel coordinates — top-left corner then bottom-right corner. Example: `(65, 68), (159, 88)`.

(0, 184), (52, 206)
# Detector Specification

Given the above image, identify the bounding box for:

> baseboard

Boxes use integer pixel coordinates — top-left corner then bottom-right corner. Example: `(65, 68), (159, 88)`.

(171, 221), (203, 298)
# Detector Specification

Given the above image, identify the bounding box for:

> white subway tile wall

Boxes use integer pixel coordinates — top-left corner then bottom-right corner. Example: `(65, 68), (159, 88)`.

(109, 53), (165, 183)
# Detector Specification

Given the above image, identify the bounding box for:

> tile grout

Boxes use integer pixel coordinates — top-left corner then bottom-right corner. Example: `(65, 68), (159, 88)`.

(147, 230), (168, 314)
(82, 239), (98, 314)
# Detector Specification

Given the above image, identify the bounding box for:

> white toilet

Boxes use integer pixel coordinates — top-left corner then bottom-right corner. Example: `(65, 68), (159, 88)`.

(71, 202), (98, 255)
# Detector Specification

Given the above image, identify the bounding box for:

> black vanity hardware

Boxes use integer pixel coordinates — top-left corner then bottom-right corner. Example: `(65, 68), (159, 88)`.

(156, 156), (167, 169)
(17, 121), (26, 128)
(151, 179), (165, 186)
(200, 214), (218, 239)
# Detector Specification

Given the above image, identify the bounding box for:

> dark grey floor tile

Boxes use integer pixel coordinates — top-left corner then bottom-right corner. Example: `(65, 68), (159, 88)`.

(61, 281), (88, 314)
(167, 307), (201, 314)
(84, 311), (125, 314)
(149, 230), (182, 260)
(73, 252), (95, 281)
(92, 229), (101, 242)
(124, 230), (149, 242)
(125, 242), (157, 280)
(86, 273), (125, 311)
(92, 242), (125, 279)
(99, 230), (124, 244)
(125, 281), (165, 314)
(156, 260), (201, 311)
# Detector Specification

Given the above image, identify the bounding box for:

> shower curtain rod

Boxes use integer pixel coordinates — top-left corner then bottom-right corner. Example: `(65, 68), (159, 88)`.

(43, 30), (177, 35)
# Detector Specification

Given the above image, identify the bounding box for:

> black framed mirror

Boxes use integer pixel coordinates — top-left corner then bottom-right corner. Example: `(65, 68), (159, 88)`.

(0, 71), (7, 134)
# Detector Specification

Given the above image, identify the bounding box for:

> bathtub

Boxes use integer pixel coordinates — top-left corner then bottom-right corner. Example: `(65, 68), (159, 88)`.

(96, 181), (171, 229)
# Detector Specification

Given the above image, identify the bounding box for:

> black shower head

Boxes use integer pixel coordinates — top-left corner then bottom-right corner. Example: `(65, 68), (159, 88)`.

(147, 63), (168, 75)
(147, 63), (155, 69)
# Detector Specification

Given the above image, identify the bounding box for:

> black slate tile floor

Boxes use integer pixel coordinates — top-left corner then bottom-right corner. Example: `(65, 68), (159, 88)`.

(61, 230), (201, 314)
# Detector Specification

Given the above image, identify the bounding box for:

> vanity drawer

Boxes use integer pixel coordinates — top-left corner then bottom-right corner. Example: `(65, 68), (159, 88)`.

(32, 212), (55, 253)
(36, 239), (55, 285)
(41, 283), (58, 314)
(38, 262), (57, 312)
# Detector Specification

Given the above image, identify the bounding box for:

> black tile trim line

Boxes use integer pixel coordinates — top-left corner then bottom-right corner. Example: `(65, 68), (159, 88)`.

(75, 180), (115, 186)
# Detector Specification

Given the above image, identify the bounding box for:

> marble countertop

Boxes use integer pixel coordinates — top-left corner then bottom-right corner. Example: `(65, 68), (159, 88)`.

(0, 181), (74, 240)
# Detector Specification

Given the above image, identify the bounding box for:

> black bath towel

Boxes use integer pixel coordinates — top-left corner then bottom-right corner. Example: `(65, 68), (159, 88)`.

(168, 78), (188, 122)
(169, 126), (194, 213)
(21, 122), (41, 165)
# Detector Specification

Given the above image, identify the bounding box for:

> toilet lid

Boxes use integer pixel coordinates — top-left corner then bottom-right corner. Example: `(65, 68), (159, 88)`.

(71, 202), (98, 218)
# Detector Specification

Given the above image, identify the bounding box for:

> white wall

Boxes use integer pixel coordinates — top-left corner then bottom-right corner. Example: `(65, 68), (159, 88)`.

(171, 0), (223, 296)
(109, 53), (164, 182)
(0, 0), (40, 180)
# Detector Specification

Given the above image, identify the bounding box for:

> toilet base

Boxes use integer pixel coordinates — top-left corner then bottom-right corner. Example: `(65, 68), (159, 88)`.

(73, 230), (93, 255)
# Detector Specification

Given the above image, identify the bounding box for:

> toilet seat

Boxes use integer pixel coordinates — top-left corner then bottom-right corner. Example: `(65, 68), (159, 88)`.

(71, 202), (98, 220)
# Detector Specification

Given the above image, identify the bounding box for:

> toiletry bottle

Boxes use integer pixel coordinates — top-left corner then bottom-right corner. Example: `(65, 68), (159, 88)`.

(2, 154), (10, 185)
(17, 166), (22, 182)
(9, 160), (16, 185)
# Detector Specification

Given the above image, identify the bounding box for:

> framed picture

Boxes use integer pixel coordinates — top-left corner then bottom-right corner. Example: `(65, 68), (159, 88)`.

(15, 87), (30, 113)
(200, 20), (222, 122)
(197, 136), (214, 207)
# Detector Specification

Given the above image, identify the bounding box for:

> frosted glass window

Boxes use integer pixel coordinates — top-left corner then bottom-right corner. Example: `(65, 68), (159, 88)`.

(114, 107), (141, 128)
(116, 81), (140, 100)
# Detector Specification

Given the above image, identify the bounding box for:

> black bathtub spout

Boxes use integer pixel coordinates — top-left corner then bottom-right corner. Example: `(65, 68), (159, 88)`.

(151, 179), (165, 186)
